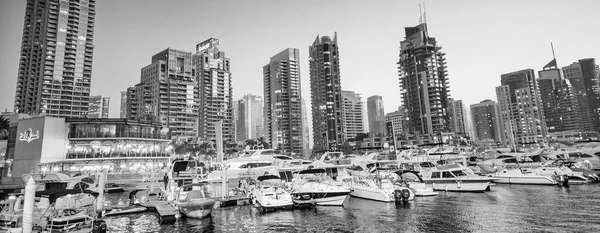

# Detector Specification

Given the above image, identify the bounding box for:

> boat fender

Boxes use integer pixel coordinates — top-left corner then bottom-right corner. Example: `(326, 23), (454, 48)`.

(457, 180), (461, 189)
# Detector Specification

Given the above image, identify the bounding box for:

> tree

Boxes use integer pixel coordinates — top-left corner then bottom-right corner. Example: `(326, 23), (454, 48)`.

(340, 141), (354, 155)
(0, 116), (8, 140)
(354, 133), (369, 142)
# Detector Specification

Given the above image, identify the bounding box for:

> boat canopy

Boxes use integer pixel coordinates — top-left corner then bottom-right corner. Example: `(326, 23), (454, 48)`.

(35, 189), (98, 204)
(296, 168), (327, 174)
(172, 160), (197, 173)
(257, 174), (281, 181)
(179, 182), (208, 188)
(394, 170), (424, 182)
(436, 164), (462, 171)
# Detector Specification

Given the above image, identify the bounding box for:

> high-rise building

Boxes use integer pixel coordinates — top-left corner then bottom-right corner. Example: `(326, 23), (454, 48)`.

(233, 99), (241, 141)
(14, 0), (96, 117)
(385, 107), (406, 139)
(301, 98), (311, 159)
(194, 38), (235, 144)
(447, 98), (467, 134)
(119, 91), (127, 118)
(341, 90), (365, 141)
(539, 63), (583, 137)
(398, 23), (450, 142)
(367, 95), (386, 136)
(264, 48), (303, 154)
(496, 69), (546, 145)
(310, 33), (344, 152)
(470, 100), (502, 142)
(88, 95), (109, 118)
(562, 59), (600, 133)
(235, 94), (264, 142)
(126, 48), (199, 140)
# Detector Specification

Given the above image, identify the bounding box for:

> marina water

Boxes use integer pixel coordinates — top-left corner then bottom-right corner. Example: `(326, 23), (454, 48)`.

(103, 184), (600, 232)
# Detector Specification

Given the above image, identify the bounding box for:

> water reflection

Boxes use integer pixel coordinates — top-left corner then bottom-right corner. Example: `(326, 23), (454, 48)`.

(105, 185), (600, 232)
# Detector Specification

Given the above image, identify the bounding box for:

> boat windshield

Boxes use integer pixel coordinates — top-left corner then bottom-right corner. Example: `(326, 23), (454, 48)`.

(450, 170), (467, 177)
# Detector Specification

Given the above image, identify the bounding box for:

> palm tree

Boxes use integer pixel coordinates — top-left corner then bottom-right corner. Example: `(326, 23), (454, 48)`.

(0, 116), (9, 140)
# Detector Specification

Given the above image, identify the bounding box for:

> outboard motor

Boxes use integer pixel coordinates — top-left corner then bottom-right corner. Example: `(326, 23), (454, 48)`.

(394, 189), (411, 205)
(93, 219), (107, 233)
(562, 175), (570, 187)
(401, 189), (411, 203)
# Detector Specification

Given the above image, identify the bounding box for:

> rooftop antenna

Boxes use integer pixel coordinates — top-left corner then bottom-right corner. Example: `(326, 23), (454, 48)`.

(423, 2), (427, 24)
(419, 4), (423, 24)
(551, 42), (557, 66)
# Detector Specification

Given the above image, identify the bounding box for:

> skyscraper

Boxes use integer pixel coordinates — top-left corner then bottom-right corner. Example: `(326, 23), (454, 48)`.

(385, 107), (406, 139)
(301, 98), (311, 159)
(562, 59), (600, 134)
(235, 94), (264, 142)
(194, 38), (235, 144)
(470, 100), (502, 142)
(539, 63), (583, 137)
(496, 69), (546, 145)
(310, 33), (344, 152)
(341, 90), (365, 141)
(126, 48), (199, 140)
(119, 91), (127, 118)
(88, 95), (109, 118)
(14, 0), (96, 117)
(398, 23), (450, 142)
(447, 98), (467, 134)
(367, 95), (386, 136)
(264, 48), (303, 154)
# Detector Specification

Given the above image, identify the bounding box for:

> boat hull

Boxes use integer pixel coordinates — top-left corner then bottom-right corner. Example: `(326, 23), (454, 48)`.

(175, 199), (216, 219)
(350, 187), (392, 202)
(425, 180), (491, 192)
(493, 176), (557, 185)
(291, 192), (350, 206)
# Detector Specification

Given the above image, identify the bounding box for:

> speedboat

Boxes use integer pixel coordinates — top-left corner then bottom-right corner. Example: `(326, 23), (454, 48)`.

(249, 174), (293, 213)
(289, 168), (351, 206)
(173, 183), (216, 219)
(342, 175), (414, 202)
(342, 163), (415, 202)
(394, 170), (438, 196)
(422, 164), (495, 192)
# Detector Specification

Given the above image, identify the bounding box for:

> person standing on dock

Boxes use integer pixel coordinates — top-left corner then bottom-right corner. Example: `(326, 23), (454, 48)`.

(163, 173), (169, 190)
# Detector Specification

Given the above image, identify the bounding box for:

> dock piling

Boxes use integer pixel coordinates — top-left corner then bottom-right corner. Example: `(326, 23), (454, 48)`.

(22, 177), (36, 233)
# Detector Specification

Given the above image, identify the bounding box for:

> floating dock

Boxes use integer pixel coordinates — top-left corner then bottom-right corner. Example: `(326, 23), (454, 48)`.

(213, 196), (250, 208)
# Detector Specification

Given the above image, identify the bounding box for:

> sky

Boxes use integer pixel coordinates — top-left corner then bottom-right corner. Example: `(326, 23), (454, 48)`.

(1, 0), (599, 122)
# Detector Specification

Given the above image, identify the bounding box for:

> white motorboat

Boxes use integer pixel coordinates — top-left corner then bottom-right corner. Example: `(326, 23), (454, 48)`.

(491, 167), (558, 185)
(249, 174), (293, 213)
(289, 168), (351, 206)
(343, 175), (414, 202)
(422, 164), (495, 192)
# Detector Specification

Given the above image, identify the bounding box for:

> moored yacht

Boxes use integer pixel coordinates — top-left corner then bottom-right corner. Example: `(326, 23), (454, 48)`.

(342, 174), (414, 202)
(289, 168), (351, 206)
(491, 167), (558, 185)
(249, 174), (294, 213)
(422, 164), (495, 192)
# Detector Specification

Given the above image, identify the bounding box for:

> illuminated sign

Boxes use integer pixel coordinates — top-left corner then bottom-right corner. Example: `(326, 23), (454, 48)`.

(19, 128), (40, 143)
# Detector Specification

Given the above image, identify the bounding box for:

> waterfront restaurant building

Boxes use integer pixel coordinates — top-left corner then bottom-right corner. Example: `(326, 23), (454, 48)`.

(0, 114), (171, 190)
